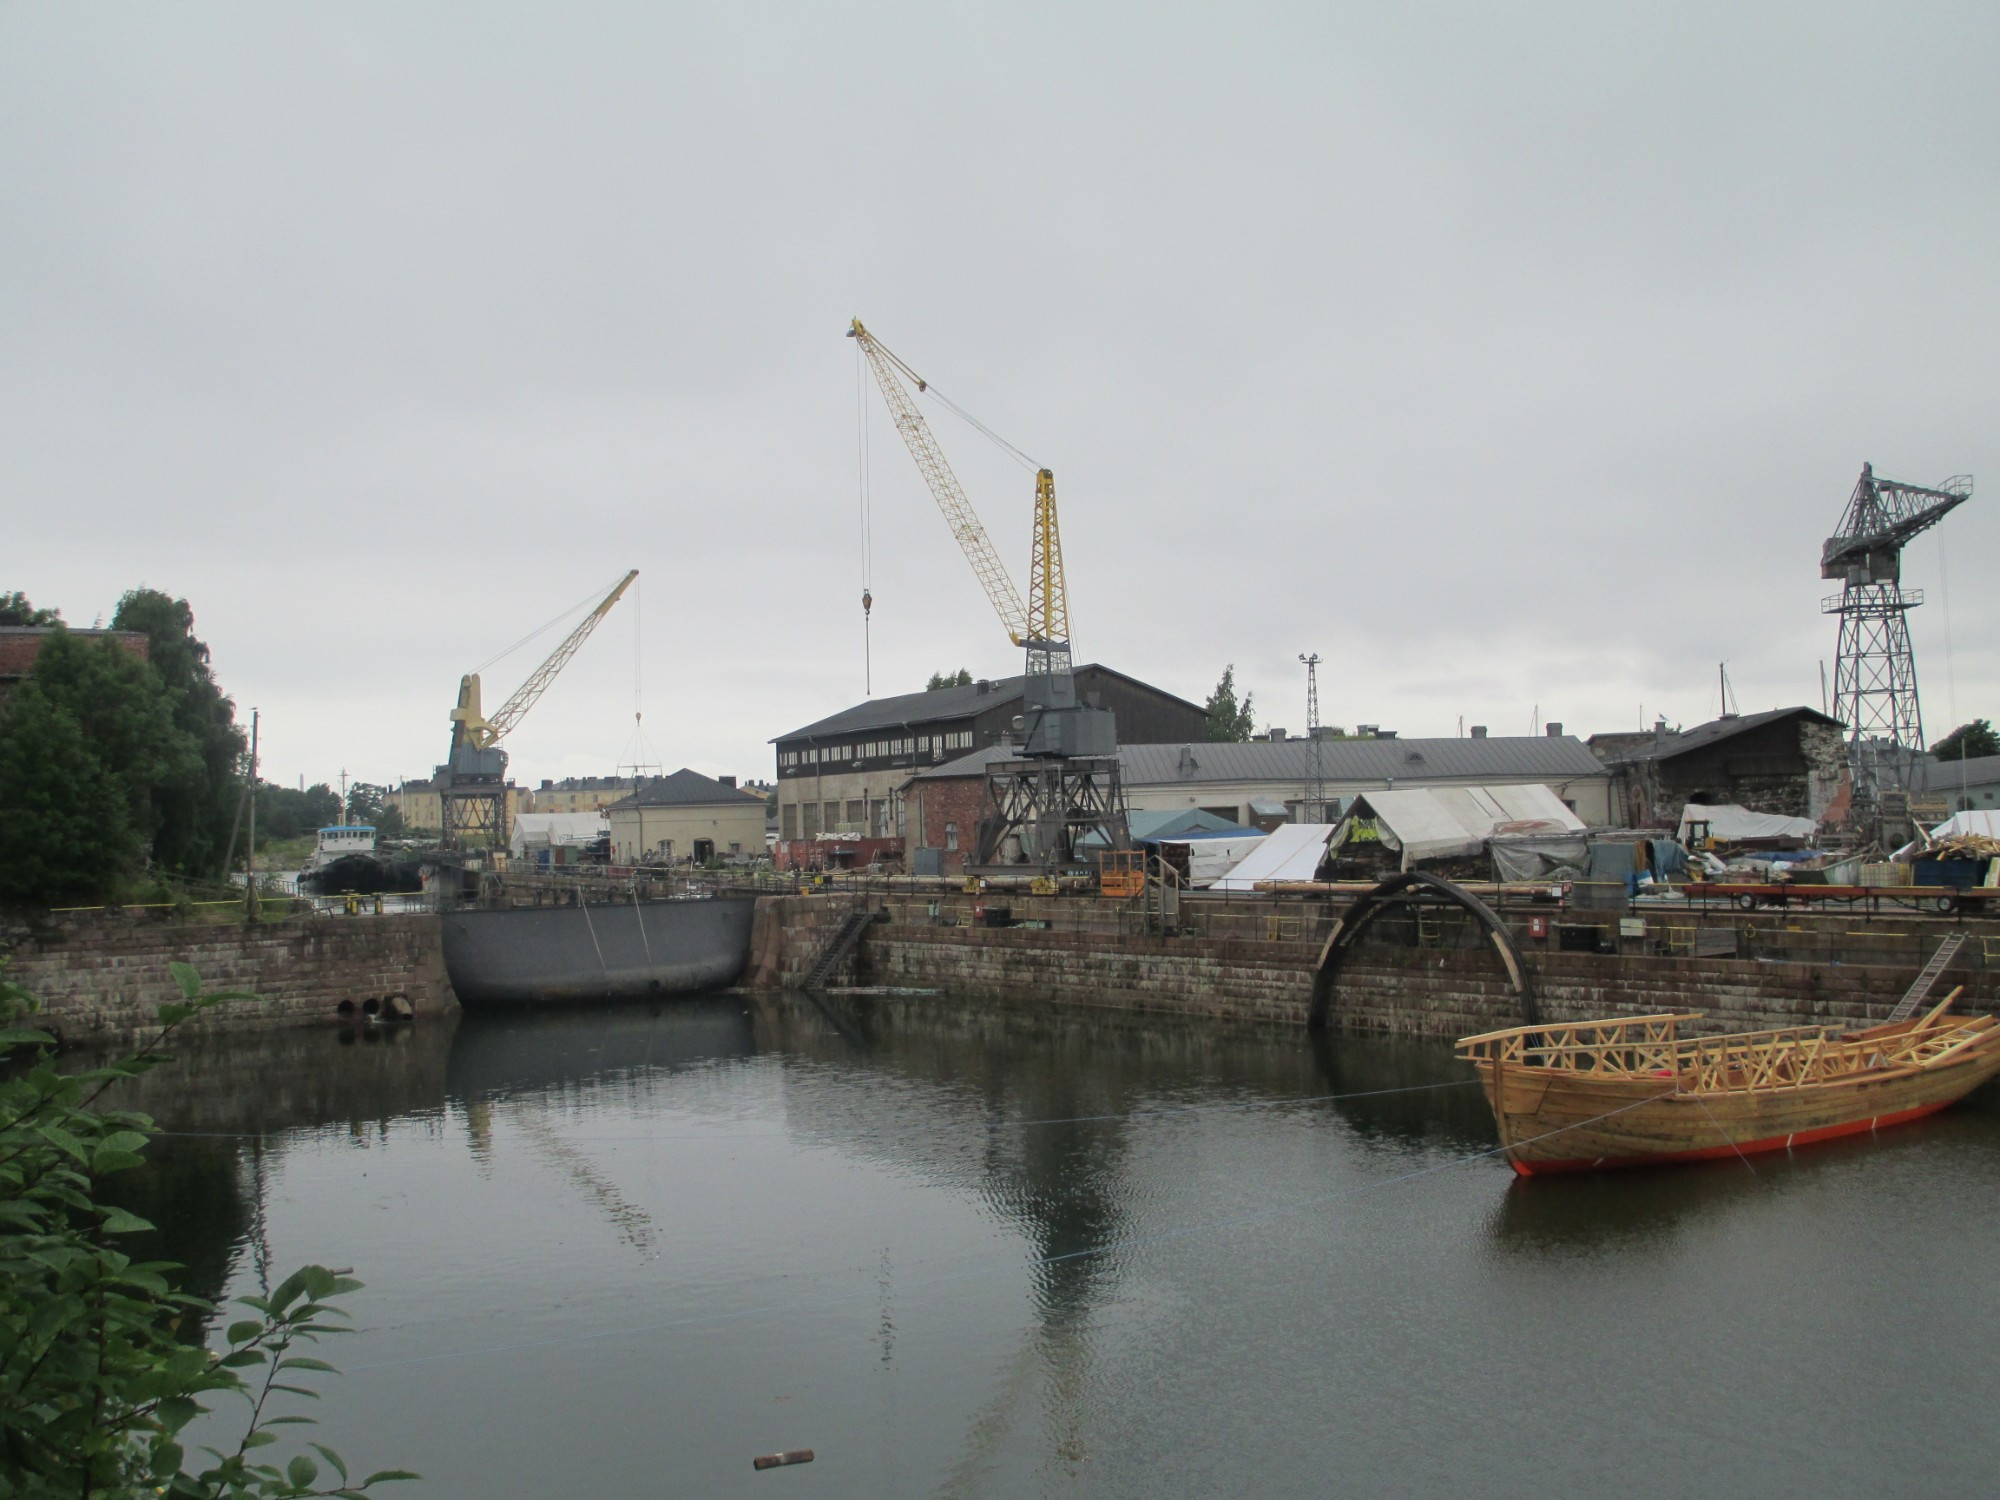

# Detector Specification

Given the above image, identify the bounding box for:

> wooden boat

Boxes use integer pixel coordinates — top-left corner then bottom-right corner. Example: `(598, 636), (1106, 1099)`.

(1456, 990), (2000, 1176)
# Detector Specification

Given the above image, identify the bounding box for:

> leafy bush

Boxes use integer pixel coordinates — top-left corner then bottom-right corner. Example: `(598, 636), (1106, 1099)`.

(0, 961), (415, 1497)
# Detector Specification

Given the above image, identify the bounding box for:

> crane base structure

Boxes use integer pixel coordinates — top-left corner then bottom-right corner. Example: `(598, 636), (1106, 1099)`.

(972, 755), (1130, 874)
(439, 747), (511, 853)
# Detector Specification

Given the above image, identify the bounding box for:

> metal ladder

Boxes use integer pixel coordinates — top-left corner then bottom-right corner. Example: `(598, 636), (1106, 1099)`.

(1885, 933), (1967, 1023)
(800, 905), (874, 990)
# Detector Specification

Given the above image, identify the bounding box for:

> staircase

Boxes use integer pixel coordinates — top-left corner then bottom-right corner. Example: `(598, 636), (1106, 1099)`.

(800, 905), (874, 990)
(1884, 934), (1967, 1023)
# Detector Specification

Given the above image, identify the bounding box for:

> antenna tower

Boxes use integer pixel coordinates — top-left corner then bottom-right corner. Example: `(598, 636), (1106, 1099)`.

(1300, 653), (1325, 822)
(1821, 462), (1972, 819)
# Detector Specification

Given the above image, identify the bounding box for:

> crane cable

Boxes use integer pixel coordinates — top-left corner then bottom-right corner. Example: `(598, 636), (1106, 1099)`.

(858, 340), (874, 695)
(868, 329), (1041, 473)
(472, 576), (624, 678)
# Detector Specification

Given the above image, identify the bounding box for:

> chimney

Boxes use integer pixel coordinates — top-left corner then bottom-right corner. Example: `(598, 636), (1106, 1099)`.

(975, 680), (991, 695)
(1267, 727), (1288, 741)
(1545, 722), (1563, 737)
(1470, 725), (1487, 738)
(718, 775), (736, 788)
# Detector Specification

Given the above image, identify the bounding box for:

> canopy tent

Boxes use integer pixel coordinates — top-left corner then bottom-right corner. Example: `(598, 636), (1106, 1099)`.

(1210, 824), (1339, 890)
(1339, 785), (1585, 870)
(1678, 803), (1816, 844)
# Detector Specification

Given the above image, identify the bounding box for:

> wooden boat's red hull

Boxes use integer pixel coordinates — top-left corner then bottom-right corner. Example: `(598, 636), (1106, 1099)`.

(1508, 1096), (1960, 1176)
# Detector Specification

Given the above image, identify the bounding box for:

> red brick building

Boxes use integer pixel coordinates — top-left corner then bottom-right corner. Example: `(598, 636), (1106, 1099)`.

(0, 627), (151, 713)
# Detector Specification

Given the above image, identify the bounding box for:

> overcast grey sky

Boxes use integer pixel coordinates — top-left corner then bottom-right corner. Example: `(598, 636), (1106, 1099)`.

(6, 3), (1996, 791)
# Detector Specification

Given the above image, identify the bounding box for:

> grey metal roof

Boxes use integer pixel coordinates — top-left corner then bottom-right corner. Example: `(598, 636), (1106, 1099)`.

(1917, 753), (2000, 790)
(608, 768), (763, 809)
(914, 735), (1608, 786)
(770, 663), (1203, 743)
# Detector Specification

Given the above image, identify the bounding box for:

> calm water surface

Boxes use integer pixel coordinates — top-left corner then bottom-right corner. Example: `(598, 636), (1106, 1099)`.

(119, 993), (2000, 1499)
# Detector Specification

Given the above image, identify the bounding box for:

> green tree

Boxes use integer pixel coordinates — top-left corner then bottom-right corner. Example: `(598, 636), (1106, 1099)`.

(252, 783), (343, 842)
(1203, 664), (1256, 742)
(0, 680), (137, 906)
(926, 668), (973, 690)
(25, 631), (198, 861)
(111, 589), (248, 878)
(0, 962), (415, 1497)
(1933, 718), (1999, 761)
(344, 784), (406, 838)
(0, 591), (62, 626)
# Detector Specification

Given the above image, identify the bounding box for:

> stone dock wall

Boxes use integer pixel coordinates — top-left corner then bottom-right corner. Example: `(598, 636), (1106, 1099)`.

(3, 909), (453, 1047)
(755, 890), (2000, 1039)
(9, 887), (1998, 1047)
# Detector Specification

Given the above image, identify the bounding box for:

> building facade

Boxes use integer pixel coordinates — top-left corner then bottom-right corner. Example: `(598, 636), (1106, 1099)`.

(605, 769), (768, 865)
(523, 776), (637, 814)
(771, 665), (1207, 846)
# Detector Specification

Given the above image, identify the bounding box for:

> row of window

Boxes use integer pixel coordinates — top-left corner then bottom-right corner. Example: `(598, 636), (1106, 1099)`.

(777, 729), (974, 771)
(779, 796), (904, 840)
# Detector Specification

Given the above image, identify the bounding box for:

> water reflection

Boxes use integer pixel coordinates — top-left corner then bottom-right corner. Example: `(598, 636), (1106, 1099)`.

(103, 993), (2000, 1498)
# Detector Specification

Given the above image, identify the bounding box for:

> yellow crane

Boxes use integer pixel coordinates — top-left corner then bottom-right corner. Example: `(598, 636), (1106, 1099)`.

(847, 319), (1124, 871)
(440, 569), (638, 851)
(847, 320), (1070, 675)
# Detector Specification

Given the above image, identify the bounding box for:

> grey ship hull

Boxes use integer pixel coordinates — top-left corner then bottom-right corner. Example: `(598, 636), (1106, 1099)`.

(441, 897), (756, 1007)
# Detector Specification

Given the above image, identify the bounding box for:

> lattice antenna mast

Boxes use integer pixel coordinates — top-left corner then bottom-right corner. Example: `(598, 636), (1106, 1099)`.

(847, 320), (1029, 647)
(1821, 464), (1971, 757)
(1300, 653), (1325, 821)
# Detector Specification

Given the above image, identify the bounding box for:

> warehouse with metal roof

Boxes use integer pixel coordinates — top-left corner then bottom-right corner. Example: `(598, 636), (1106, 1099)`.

(904, 732), (1614, 866)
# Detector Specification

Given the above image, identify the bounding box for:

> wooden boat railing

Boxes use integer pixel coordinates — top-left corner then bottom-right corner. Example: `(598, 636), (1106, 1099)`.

(1457, 999), (1995, 1096)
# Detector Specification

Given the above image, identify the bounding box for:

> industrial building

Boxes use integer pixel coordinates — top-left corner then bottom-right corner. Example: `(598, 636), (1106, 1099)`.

(604, 768), (767, 865)
(1587, 708), (1845, 828)
(1914, 754), (2000, 814)
(907, 732), (1613, 876)
(770, 665), (1206, 845)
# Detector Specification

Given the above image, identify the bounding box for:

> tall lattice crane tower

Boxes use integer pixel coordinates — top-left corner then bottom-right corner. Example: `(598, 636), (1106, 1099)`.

(1821, 463), (1971, 808)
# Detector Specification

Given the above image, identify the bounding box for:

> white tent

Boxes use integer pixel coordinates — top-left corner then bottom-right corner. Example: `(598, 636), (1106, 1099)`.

(1167, 833), (1269, 888)
(510, 812), (608, 857)
(1344, 785), (1586, 869)
(1210, 824), (1339, 890)
(1927, 810), (2000, 841)
(1678, 803), (1816, 844)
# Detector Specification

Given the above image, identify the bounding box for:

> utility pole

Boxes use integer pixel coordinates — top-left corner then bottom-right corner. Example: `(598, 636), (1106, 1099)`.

(1299, 653), (1325, 823)
(245, 709), (260, 922)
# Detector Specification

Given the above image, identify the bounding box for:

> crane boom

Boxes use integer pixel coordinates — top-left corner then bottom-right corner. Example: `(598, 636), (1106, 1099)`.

(848, 319), (1029, 646)
(452, 569), (638, 752)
